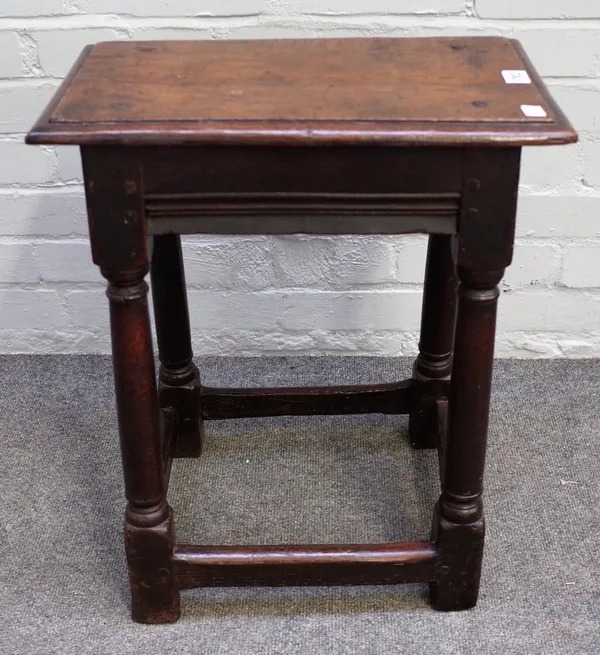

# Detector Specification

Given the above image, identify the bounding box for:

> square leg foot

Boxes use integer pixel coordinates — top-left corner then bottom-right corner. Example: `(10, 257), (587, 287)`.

(132, 602), (181, 625)
(125, 508), (181, 624)
(408, 407), (438, 450)
(409, 355), (450, 450)
(429, 581), (478, 612)
(173, 413), (205, 459)
(429, 503), (484, 611)
(159, 364), (204, 458)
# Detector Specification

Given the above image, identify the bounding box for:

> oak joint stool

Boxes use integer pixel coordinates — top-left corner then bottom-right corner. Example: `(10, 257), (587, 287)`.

(27, 36), (576, 623)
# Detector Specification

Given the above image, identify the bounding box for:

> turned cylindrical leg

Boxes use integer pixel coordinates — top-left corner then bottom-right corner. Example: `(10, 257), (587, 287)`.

(410, 234), (458, 448)
(430, 267), (503, 611)
(106, 268), (180, 624)
(151, 234), (203, 458)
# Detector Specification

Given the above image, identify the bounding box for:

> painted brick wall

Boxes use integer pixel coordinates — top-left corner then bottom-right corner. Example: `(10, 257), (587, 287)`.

(1, 1), (599, 356)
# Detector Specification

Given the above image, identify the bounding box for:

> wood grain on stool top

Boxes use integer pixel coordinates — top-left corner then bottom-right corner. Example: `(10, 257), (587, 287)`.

(26, 37), (577, 147)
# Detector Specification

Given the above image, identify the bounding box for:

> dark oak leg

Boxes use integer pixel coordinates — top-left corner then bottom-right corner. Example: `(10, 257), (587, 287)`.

(105, 269), (180, 624)
(430, 267), (503, 611)
(410, 235), (457, 448)
(151, 234), (203, 458)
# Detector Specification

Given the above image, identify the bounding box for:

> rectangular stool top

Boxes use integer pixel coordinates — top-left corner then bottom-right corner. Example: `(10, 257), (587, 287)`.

(27, 37), (576, 147)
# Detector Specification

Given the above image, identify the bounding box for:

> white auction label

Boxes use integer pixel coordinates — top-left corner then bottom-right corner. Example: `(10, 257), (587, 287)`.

(521, 104), (547, 118)
(501, 70), (531, 84)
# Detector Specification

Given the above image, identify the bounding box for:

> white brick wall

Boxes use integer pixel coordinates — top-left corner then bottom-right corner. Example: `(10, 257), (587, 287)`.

(36, 29), (129, 77)
(0, 83), (58, 132)
(475, 1), (600, 19)
(71, 1), (268, 16)
(288, 0), (465, 13)
(0, 32), (23, 77)
(1, 1), (599, 356)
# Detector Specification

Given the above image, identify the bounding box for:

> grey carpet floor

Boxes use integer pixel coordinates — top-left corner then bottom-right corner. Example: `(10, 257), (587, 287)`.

(1, 356), (599, 655)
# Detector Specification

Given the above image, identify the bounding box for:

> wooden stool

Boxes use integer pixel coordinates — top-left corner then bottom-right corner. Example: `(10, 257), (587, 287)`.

(27, 37), (576, 623)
